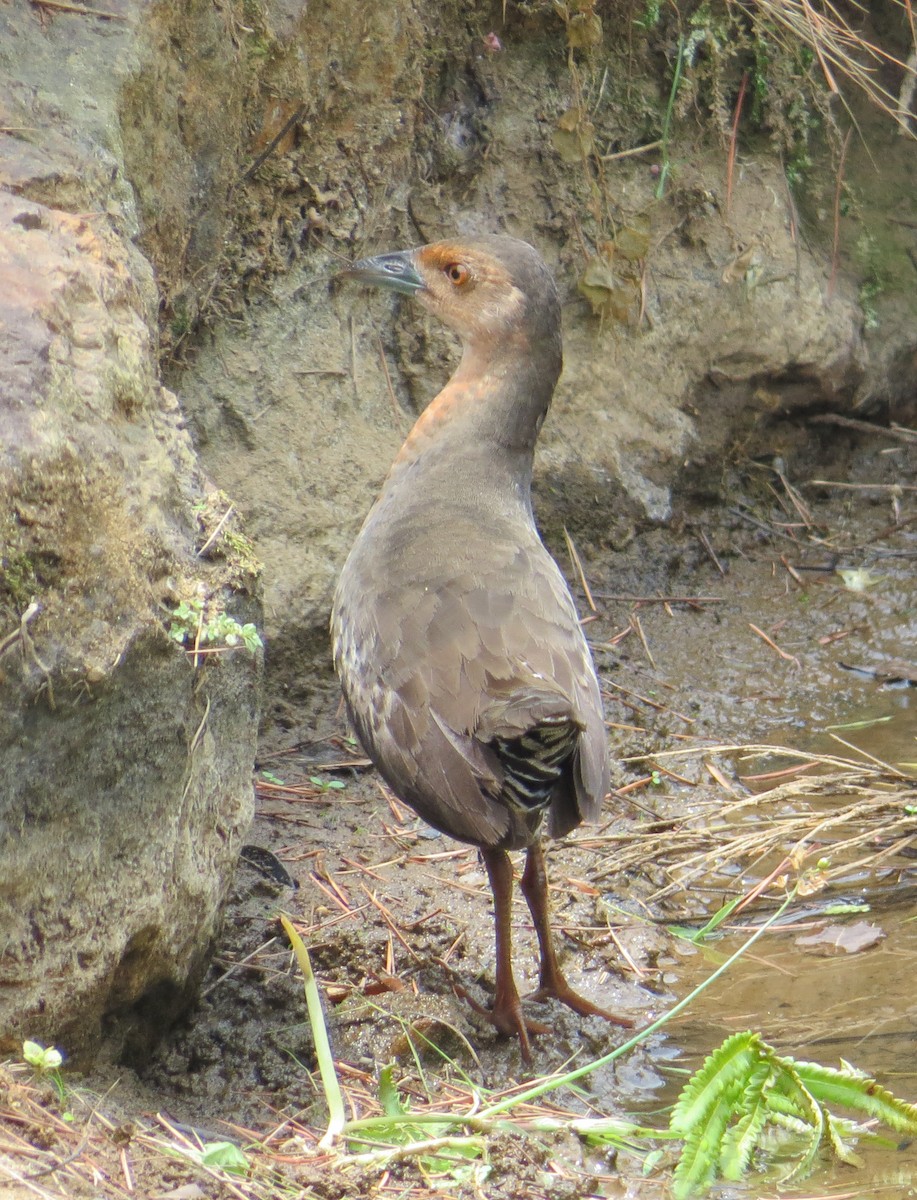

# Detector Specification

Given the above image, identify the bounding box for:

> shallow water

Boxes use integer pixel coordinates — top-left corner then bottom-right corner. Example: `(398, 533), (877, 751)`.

(612, 695), (917, 1198)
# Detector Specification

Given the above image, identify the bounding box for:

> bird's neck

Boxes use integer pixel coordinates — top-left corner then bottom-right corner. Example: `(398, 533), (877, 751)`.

(389, 339), (562, 482)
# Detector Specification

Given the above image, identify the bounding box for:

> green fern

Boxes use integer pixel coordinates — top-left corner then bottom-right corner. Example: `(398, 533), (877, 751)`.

(719, 1060), (771, 1180)
(795, 1059), (917, 1132)
(670, 1032), (917, 1197)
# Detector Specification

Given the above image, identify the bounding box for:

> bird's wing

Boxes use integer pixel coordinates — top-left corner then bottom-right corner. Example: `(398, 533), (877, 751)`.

(348, 542), (606, 846)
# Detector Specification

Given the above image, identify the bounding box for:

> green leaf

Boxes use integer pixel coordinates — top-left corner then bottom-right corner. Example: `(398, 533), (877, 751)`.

(720, 1061), (773, 1180)
(673, 1079), (744, 1198)
(378, 1065), (408, 1118)
(22, 1040), (63, 1070)
(765, 1064), (824, 1183)
(824, 1114), (865, 1168)
(199, 1141), (249, 1174)
(241, 623), (264, 652)
(670, 1031), (764, 1134)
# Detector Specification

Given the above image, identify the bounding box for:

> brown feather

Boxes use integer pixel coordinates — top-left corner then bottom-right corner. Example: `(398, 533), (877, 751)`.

(331, 236), (609, 853)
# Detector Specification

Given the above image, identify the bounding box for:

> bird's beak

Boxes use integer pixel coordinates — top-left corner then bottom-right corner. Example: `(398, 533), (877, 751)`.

(338, 250), (425, 295)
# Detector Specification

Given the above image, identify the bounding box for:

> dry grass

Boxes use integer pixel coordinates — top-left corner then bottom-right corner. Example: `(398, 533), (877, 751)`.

(735, 0), (917, 135)
(586, 743), (916, 909)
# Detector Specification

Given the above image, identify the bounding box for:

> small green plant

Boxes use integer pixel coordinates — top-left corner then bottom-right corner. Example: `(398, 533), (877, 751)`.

(634, 0), (661, 31)
(168, 594), (263, 654)
(22, 1040), (72, 1120)
(195, 1141), (250, 1175)
(669, 1030), (917, 1196)
(655, 34), (686, 199)
(309, 775), (346, 793)
(23, 1039), (62, 1072)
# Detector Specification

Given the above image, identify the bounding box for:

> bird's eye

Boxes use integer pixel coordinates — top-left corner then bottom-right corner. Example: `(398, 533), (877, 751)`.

(444, 262), (470, 286)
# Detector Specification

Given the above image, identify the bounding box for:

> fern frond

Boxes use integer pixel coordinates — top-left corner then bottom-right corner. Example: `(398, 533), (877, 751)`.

(765, 1059), (825, 1183)
(720, 1061), (773, 1180)
(673, 1077), (746, 1200)
(825, 1113), (866, 1169)
(670, 1031), (763, 1135)
(794, 1060), (917, 1134)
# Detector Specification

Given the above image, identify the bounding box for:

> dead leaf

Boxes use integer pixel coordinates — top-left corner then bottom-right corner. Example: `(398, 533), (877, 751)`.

(615, 219), (651, 262)
(795, 921), (885, 955)
(577, 252), (632, 322)
(552, 107), (594, 162)
(567, 10), (602, 48)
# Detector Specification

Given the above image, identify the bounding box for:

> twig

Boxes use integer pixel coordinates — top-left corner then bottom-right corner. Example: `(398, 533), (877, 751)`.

(563, 528), (597, 612)
(30, 0), (126, 18)
(0, 600), (40, 659)
(729, 505), (802, 543)
(695, 530), (726, 576)
(748, 622), (800, 666)
(593, 593), (723, 604)
(725, 71), (748, 217)
(240, 103), (307, 181)
(377, 336), (406, 427)
(0, 602), (56, 707)
(604, 679), (694, 724)
(808, 479), (917, 492)
(196, 503), (236, 558)
(898, 45), (917, 133)
(809, 413), (917, 442)
(600, 139), (661, 161)
(360, 885), (421, 961)
(827, 733), (901, 774)
(780, 158), (802, 294)
(630, 614), (655, 668)
(201, 937), (279, 998)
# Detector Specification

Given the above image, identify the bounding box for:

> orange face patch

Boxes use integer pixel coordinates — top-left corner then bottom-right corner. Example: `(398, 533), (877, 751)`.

(416, 242), (514, 294)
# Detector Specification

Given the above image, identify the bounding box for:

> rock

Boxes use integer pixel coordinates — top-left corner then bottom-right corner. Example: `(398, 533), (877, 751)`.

(0, 9), (261, 1062)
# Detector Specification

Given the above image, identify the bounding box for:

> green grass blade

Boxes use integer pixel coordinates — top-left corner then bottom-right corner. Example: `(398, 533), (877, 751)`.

(280, 913), (346, 1148)
(478, 890), (798, 1121)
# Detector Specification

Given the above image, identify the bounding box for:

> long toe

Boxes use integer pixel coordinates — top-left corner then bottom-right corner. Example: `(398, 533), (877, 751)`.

(529, 978), (634, 1028)
(454, 984), (551, 1061)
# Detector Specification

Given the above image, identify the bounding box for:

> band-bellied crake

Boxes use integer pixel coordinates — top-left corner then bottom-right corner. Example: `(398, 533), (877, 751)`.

(332, 235), (632, 1058)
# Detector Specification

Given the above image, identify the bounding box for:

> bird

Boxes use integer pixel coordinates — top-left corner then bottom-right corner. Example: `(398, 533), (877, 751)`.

(331, 233), (633, 1058)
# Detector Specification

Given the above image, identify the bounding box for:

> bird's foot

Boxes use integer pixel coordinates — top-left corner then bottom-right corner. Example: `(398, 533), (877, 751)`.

(528, 977), (634, 1029)
(454, 984), (550, 1061)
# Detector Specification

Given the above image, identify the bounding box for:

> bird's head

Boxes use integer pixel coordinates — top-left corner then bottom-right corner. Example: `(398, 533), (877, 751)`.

(339, 235), (560, 356)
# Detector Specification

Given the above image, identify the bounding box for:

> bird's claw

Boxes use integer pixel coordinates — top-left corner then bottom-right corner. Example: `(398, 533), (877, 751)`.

(454, 983), (551, 1061)
(527, 979), (634, 1028)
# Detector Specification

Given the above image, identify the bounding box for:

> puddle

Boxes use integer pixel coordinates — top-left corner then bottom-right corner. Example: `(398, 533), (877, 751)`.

(606, 899), (917, 1199)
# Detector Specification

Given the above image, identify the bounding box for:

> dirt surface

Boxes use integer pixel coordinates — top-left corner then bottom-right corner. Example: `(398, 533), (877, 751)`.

(9, 419), (903, 1199)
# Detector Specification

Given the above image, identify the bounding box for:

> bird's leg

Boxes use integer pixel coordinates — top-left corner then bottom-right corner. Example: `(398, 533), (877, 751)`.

(467, 847), (549, 1061)
(520, 841), (634, 1029)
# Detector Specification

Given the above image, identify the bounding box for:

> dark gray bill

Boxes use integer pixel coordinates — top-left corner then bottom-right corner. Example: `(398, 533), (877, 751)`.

(339, 249), (425, 295)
